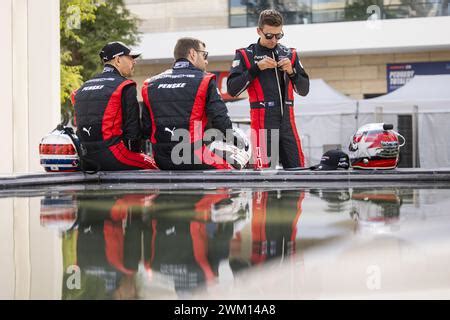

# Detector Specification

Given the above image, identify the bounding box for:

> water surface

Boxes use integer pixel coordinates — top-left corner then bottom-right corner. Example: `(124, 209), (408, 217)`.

(1, 185), (450, 299)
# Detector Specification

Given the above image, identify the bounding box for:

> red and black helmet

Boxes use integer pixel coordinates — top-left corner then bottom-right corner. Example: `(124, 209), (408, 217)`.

(348, 123), (405, 169)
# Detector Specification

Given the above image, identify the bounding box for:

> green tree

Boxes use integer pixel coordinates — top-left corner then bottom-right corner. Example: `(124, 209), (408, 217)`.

(60, 0), (98, 120)
(60, 0), (141, 121)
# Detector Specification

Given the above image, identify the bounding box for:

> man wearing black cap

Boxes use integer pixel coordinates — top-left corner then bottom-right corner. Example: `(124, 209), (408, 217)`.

(71, 41), (158, 171)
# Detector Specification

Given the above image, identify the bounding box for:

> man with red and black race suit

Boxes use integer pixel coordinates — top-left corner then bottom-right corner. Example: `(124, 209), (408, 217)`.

(142, 37), (234, 170)
(227, 9), (309, 169)
(60, 192), (154, 299)
(142, 191), (235, 295)
(71, 41), (158, 171)
(142, 38), (233, 170)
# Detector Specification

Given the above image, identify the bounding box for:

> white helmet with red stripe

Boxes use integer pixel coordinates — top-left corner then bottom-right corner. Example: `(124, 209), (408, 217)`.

(350, 189), (401, 233)
(348, 123), (405, 169)
(39, 126), (80, 172)
(40, 195), (78, 232)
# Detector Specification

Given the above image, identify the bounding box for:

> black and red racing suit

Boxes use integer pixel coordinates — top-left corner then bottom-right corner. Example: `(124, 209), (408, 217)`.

(142, 59), (233, 170)
(227, 41), (309, 169)
(72, 65), (158, 171)
(249, 190), (305, 265)
(143, 192), (234, 294)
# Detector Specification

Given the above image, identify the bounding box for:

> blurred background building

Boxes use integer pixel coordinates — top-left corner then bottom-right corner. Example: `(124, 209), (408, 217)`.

(123, 1), (450, 169)
(1, 1), (449, 173)
(124, 0), (450, 100)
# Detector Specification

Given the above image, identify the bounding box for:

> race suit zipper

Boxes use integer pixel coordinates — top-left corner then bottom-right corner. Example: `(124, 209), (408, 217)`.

(272, 52), (284, 117)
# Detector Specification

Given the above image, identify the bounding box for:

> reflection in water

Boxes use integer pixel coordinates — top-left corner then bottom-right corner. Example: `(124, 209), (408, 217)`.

(143, 192), (242, 298)
(40, 191), (249, 299)
(229, 191), (305, 273)
(350, 189), (402, 233)
(309, 188), (351, 212)
(39, 189), (309, 299)
(25, 186), (450, 299)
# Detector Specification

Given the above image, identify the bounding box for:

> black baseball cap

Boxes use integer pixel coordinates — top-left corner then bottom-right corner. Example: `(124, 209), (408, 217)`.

(311, 149), (350, 171)
(99, 41), (142, 62)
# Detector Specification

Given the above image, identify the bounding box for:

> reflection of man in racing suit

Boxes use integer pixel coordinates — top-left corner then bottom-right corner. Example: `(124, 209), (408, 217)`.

(143, 192), (239, 296)
(59, 193), (154, 299)
(227, 10), (309, 169)
(229, 190), (305, 272)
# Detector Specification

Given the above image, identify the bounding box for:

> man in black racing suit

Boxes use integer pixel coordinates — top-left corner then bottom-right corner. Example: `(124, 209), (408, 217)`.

(142, 38), (235, 170)
(72, 41), (158, 171)
(227, 9), (309, 169)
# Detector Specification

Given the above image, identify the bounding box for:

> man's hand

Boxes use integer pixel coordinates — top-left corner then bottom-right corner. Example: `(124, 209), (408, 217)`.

(277, 58), (294, 75)
(125, 139), (142, 152)
(256, 57), (278, 71)
(230, 128), (249, 151)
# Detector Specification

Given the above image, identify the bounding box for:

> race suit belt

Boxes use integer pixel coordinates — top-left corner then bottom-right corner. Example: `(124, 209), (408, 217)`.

(250, 101), (294, 108)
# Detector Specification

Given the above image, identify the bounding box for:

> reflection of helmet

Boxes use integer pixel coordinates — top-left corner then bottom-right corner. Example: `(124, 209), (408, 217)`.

(40, 195), (78, 232)
(39, 126), (80, 172)
(348, 123), (405, 169)
(211, 192), (251, 222)
(350, 190), (401, 231)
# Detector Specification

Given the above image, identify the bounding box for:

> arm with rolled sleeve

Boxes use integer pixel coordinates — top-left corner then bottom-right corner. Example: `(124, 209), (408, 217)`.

(288, 53), (310, 96)
(226, 50), (260, 97)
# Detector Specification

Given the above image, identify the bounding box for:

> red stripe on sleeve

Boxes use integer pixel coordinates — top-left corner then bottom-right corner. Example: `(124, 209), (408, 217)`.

(109, 141), (158, 169)
(290, 48), (297, 65)
(239, 49), (264, 103)
(102, 80), (134, 140)
(141, 81), (157, 144)
(189, 74), (214, 143)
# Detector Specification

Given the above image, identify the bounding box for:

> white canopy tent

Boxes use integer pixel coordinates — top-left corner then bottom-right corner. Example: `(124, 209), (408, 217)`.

(227, 76), (450, 168)
(358, 75), (450, 168)
(226, 79), (359, 166)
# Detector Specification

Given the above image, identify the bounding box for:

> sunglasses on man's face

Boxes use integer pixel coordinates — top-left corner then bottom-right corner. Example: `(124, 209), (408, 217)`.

(196, 50), (209, 60)
(261, 31), (284, 40)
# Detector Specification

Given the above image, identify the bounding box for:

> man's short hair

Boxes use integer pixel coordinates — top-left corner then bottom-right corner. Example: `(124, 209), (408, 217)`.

(174, 37), (206, 60)
(258, 9), (283, 29)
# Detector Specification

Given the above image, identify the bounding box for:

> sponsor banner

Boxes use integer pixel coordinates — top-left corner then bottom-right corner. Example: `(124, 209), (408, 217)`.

(387, 61), (450, 92)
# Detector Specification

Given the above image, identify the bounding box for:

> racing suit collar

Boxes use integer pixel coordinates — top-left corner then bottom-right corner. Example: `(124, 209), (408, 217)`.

(102, 64), (121, 74)
(173, 58), (200, 71)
